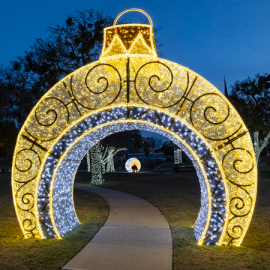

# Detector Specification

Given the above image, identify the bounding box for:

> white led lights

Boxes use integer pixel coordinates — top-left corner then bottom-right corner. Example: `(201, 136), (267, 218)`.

(12, 9), (256, 247)
(90, 142), (103, 185)
(105, 147), (126, 173)
(86, 151), (90, 172)
(125, 158), (141, 172)
(35, 109), (224, 245)
(174, 148), (182, 164)
(254, 131), (270, 164)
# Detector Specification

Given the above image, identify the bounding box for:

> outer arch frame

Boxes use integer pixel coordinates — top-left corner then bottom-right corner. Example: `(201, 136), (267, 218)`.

(12, 55), (257, 246)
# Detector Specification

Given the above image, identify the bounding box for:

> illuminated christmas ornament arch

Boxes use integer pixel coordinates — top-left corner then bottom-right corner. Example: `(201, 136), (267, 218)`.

(12, 9), (257, 246)
(125, 158), (141, 172)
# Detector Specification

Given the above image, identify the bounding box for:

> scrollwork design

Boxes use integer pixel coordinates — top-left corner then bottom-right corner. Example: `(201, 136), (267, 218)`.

(14, 149), (41, 183)
(227, 193), (251, 244)
(16, 189), (35, 211)
(21, 212), (36, 239)
(190, 93), (241, 141)
(25, 97), (70, 142)
(222, 148), (254, 184)
(229, 193), (252, 217)
(23, 218), (36, 232)
(135, 61), (184, 108)
(15, 182), (37, 238)
(14, 149), (40, 238)
(227, 222), (243, 242)
(71, 64), (122, 110)
(227, 194), (252, 245)
(222, 148), (254, 245)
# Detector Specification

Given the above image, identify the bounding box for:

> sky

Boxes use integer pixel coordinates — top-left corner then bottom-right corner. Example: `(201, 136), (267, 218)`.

(1, 0), (269, 142)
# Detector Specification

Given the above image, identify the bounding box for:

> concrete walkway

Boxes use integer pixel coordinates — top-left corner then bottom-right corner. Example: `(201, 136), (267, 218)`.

(62, 183), (172, 270)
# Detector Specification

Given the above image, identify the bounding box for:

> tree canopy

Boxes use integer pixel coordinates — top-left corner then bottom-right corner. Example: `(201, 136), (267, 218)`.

(0, 9), (113, 127)
(0, 8), (164, 159)
(0, 9), (113, 158)
(161, 141), (174, 157)
(142, 137), (157, 157)
(25, 9), (112, 88)
(101, 130), (143, 153)
(229, 73), (270, 134)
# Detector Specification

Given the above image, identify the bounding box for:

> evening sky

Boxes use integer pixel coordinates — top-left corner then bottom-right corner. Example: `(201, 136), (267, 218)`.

(1, 0), (269, 141)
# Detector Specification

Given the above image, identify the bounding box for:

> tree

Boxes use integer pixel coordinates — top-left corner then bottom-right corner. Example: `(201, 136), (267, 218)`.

(131, 164), (138, 172)
(90, 142), (103, 185)
(86, 151), (91, 172)
(229, 74), (270, 162)
(174, 148), (182, 164)
(101, 130), (143, 153)
(0, 121), (18, 164)
(25, 9), (113, 91)
(254, 131), (270, 163)
(0, 9), (113, 159)
(161, 141), (174, 157)
(229, 74), (270, 133)
(0, 8), (162, 160)
(0, 59), (39, 159)
(142, 137), (156, 158)
(104, 147), (126, 172)
(0, 58), (39, 127)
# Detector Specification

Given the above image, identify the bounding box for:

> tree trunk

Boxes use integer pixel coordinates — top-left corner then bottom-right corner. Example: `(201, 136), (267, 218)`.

(254, 131), (270, 164)
(90, 143), (103, 185)
(86, 151), (91, 172)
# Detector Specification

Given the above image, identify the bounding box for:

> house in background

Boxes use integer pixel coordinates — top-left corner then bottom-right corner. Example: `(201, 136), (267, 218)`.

(127, 153), (167, 161)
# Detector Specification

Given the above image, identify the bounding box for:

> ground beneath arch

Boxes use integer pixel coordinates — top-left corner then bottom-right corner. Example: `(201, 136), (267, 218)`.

(63, 183), (173, 270)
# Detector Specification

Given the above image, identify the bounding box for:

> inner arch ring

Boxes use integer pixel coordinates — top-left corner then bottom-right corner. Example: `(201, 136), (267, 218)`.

(36, 106), (228, 246)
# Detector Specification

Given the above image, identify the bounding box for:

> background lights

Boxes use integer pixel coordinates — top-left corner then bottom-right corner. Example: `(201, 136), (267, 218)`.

(12, 9), (256, 246)
(125, 158), (141, 172)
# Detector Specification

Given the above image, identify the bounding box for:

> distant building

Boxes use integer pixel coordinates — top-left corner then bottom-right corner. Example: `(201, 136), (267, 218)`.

(126, 152), (166, 161)
(112, 150), (167, 162)
(114, 150), (129, 162)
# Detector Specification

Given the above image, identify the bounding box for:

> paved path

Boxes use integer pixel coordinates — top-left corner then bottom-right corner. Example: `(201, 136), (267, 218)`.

(62, 183), (172, 270)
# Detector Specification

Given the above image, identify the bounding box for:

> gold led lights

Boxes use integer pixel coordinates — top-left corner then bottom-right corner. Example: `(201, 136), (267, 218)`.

(125, 157), (141, 172)
(100, 9), (157, 58)
(12, 9), (257, 246)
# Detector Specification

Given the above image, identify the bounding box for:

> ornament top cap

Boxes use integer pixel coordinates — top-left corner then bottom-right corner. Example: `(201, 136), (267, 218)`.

(113, 9), (153, 26)
(100, 8), (157, 59)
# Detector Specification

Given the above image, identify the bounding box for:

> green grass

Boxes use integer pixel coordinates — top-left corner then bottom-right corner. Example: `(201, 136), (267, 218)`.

(2, 170), (270, 269)
(154, 162), (175, 169)
(76, 171), (270, 270)
(0, 173), (109, 270)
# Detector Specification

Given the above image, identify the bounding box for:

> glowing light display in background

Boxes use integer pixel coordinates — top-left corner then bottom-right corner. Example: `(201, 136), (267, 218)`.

(85, 142), (127, 183)
(254, 131), (270, 164)
(174, 148), (182, 164)
(125, 158), (141, 172)
(86, 151), (91, 172)
(105, 147), (126, 172)
(12, 8), (257, 246)
(90, 142), (103, 185)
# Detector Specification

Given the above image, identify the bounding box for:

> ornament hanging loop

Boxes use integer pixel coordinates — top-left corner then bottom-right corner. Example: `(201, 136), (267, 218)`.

(113, 8), (153, 27)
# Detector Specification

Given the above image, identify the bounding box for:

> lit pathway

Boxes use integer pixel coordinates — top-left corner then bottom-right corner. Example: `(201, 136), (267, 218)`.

(62, 183), (172, 270)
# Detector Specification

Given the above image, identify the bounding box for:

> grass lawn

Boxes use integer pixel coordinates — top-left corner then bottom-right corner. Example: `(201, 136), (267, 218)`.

(76, 171), (270, 270)
(2, 170), (270, 270)
(0, 173), (109, 270)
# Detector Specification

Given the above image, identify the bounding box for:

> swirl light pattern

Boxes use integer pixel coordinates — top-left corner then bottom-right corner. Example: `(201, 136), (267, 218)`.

(12, 9), (256, 246)
(125, 158), (141, 172)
